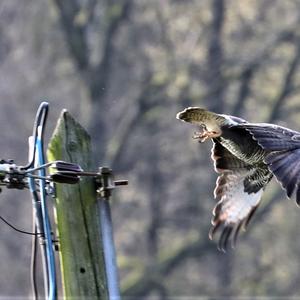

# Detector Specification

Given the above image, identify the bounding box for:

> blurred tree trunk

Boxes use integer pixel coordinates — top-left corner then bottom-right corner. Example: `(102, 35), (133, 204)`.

(52, 0), (131, 161)
(206, 0), (225, 112)
(207, 1), (233, 288)
(217, 252), (234, 297)
(147, 156), (161, 260)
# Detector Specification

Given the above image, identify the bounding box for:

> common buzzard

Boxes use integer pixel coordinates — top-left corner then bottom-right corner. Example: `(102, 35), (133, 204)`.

(176, 107), (300, 251)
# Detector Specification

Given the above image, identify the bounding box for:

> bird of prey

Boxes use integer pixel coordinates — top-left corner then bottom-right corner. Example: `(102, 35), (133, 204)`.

(176, 107), (300, 251)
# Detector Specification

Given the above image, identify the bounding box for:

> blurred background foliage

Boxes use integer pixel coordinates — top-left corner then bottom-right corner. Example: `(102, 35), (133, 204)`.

(0, 0), (300, 299)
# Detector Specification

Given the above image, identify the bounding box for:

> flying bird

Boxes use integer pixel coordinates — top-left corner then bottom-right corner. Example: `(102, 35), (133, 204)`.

(176, 107), (300, 251)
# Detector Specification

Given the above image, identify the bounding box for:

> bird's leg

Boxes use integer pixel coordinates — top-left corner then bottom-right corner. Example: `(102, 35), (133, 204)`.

(193, 124), (221, 143)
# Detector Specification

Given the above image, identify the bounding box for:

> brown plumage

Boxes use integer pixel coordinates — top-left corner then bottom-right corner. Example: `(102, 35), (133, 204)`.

(177, 107), (300, 251)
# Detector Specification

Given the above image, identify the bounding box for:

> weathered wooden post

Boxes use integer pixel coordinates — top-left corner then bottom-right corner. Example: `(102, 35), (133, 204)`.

(47, 110), (110, 299)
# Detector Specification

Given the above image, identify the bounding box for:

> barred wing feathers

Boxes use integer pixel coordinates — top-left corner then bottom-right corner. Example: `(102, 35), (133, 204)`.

(238, 123), (300, 151)
(238, 124), (300, 205)
(210, 140), (268, 250)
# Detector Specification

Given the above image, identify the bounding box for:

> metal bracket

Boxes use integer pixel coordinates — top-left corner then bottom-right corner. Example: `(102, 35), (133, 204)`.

(95, 167), (128, 199)
(0, 160), (26, 189)
(46, 181), (56, 198)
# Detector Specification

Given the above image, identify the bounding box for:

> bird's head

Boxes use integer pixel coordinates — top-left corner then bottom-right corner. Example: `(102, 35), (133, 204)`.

(176, 107), (207, 124)
(176, 107), (226, 135)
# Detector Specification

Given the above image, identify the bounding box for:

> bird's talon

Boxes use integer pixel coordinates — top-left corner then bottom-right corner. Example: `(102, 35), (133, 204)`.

(193, 131), (207, 143)
(192, 131), (202, 139)
(193, 130), (220, 142)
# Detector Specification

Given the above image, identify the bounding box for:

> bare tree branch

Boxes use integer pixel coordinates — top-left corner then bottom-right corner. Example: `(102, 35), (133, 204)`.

(230, 30), (296, 117)
(86, 0), (98, 25)
(268, 39), (300, 122)
(105, 78), (166, 169)
(231, 67), (254, 116)
(53, 0), (90, 71)
(53, 0), (132, 102)
(201, 28), (298, 114)
(89, 0), (132, 101)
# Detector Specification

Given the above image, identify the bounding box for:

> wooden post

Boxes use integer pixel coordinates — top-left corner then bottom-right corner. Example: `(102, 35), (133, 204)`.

(47, 110), (108, 299)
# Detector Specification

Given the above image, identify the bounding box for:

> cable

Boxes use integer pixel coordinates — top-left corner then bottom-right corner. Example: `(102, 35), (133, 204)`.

(0, 214), (42, 236)
(37, 131), (57, 300)
(25, 102), (51, 298)
(21, 102), (49, 170)
(24, 161), (56, 174)
(30, 221), (38, 300)
(0, 102), (53, 299)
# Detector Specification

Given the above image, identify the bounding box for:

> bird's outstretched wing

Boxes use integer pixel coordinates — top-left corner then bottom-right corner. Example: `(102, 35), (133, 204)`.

(210, 139), (271, 251)
(237, 123), (300, 204)
(237, 123), (300, 151)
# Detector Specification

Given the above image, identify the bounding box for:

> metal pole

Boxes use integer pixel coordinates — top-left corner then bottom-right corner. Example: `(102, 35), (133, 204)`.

(98, 198), (121, 300)
(97, 167), (121, 300)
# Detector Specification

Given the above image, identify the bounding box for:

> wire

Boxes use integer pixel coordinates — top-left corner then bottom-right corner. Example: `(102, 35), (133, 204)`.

(3, 102), (63, 299)
(21, 102), (49, 170)
(24, 161), (57, 174)
(26, 174), (50, 181)
(37, 129), (57, 299)
(30, 221), (38, 300)
(0, 214), (42, 236)
(0, 102), (51, 299)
